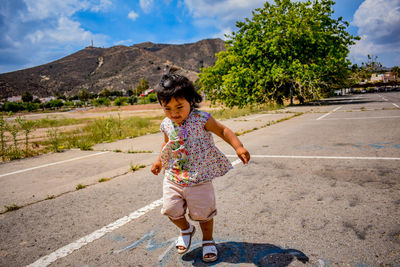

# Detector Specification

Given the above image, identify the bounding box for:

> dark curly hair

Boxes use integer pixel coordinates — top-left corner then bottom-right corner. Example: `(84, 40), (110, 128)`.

(155, 73), (202, 108)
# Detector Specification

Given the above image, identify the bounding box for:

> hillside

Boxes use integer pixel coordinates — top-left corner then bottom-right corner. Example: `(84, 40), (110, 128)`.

(0, 38), (225, 98)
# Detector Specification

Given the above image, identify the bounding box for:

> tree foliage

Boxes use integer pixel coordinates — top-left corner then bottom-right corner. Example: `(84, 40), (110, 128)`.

(199, 0), (359, 107)
(22, 91), (33, 103)
(136, 78), (150, 95)
(391, 66), (399, 81)
(349, 55), (383, 84)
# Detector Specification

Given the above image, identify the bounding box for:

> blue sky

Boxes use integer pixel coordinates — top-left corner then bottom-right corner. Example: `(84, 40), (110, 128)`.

(1, 0), (399, 74)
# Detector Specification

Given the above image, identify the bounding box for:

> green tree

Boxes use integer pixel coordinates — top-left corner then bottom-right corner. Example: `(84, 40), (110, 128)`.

(22, 91), (33, 103)
(78, 89), (90, 102)
(114, 97), (128, 106)
(99, 88), (111, 98)
(136, 78), (149, 95)
(352, 55), (383, 82)
(127, 89), (134, 96)
(200, 0), (359, 107)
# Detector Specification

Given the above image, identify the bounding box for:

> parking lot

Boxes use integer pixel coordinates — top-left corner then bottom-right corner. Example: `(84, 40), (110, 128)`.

(0, 92), (399, 267)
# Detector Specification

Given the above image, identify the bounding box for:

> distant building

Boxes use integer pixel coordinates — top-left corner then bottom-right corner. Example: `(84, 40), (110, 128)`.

(139, 88), (154, 97)
(7, 96), (22, 102)
(40, 96), (56, 103)
(370, 72), (395, 83)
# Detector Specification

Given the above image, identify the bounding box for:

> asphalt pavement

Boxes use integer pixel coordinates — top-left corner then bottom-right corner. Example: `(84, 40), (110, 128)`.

(0, 92), (399, 267)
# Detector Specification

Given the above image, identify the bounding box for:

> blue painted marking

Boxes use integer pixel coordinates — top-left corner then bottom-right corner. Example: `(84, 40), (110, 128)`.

(113, 231), (154, 253)
(368, 142), (391, 149)
(113, 231), (310, 266)
(354, 143), (363, 150)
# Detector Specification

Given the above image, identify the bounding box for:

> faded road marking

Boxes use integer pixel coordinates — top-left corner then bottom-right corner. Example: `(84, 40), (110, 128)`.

(393, 103), (399, 108)
(316, 106), (342, 120)
(322, 116), (400, 121)
(27, 199), (164, 267)
(27, 159), (242, 267)
(248, 113), (272, 120)
(0, 151), (109, 178)
(226, 154), (400, 160)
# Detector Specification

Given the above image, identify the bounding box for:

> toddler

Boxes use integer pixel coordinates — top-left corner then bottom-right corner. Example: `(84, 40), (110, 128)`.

(151, 72), (250, 262)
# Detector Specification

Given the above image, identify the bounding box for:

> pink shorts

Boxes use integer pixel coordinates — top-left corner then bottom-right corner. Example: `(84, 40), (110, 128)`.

(161, 179), (217, 222)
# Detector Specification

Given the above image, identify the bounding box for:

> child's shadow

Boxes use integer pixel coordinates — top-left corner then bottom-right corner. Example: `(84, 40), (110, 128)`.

(182, 241), (309, 266)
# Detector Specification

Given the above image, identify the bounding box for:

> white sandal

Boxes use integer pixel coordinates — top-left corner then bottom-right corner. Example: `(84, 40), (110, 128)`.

(176, 224), (196, 254)
(202, 240), (218, 262)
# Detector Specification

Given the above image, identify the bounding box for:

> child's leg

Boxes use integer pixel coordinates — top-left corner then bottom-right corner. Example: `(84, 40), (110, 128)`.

(200, 218), (217, 260)
(199, 218), (213, 241)
(169, 217), (190, 231)
(170, 216), (195, 251)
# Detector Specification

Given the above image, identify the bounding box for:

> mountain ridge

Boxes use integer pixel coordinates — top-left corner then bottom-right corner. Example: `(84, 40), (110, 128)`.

(0, 38), (226, 98)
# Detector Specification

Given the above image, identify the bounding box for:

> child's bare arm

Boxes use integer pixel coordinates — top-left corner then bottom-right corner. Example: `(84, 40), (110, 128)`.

(205, 115), (250, 164)
(151, 133), (169, 175)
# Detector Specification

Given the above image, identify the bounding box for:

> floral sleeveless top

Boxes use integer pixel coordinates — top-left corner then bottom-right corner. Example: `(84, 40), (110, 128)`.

(160, 109), (232, 186)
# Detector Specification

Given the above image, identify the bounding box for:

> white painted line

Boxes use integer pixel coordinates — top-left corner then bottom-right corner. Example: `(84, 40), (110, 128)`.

(323, 116), (400, 121)
(27, 198), (164, 267)
(377, 94), (388, 101)
(248, 113), (272, 120)
(0, 152), (109, 178)
(393, 103), (399, 108)
(316, 106), (342, 120)
(227, 154), (400, 160)
(231, 159), (242, 166)
(27, 157), (242, 266)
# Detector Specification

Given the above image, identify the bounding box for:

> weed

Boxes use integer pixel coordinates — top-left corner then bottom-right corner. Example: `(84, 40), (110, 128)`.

(36, 116), (87, 128)
(4, 204), (21, 212)
(7, 149), (23, 160)
(6, 121), (20, 155)
(127, 150), (153, 154)
(76, 184), (86, 190)
(130, 163), (146, 172)
(47, 127), (62, 152)
(16, 117), (36, 157)
(113, 149), (122, 153)
(46, 195), (55, 200)
(77, 140), (93, 151)
(207, 103), (283, 120)
(98, 178), (110, 183)
(0, 113), (6, 161)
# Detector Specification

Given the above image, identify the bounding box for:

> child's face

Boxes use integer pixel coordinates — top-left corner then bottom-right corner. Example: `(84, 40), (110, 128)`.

(161, 97), (191, 124)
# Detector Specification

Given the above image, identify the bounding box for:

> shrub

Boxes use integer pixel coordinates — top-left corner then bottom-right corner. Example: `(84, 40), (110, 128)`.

(145, 92), (158, 103)
(128, 96), (138, 105)
(93, 98), (111, 107)
(24, 102), (40, 112)
(3, 102), (24, 112)
(114, 97), (128, 106)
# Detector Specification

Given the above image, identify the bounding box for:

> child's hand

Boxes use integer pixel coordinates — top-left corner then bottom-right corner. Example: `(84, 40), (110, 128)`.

(236, 146), (250, 164)
(151, 161), (162, 175)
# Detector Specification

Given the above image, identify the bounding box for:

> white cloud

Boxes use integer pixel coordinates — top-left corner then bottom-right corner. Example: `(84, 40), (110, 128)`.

(183, 0), (265, 39)
(128, 10), (139, 21)
(22, 0), (90, 20)
(350, 0), (400, 65)
(0, 0), (111, 73)
(184, 0), (265, 20)
(140, 0), (154, 13)
(26, 16), (108, 45)
(21, 0), (111, 21)
(90, 0), (112, 12)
